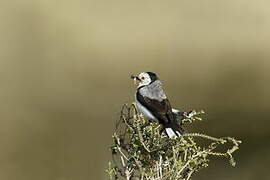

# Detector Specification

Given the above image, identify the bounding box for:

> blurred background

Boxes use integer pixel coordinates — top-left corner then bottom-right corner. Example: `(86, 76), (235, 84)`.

(0, 0), (269, 179)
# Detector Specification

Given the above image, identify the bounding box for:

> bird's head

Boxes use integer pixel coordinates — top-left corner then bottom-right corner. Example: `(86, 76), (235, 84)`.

(131, 72), (158, 87)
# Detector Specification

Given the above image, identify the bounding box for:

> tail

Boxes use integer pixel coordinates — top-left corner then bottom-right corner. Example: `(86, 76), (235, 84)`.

(164, 122), (185, 138)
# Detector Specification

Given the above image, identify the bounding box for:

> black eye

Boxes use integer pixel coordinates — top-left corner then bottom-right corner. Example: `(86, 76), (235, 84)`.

(141, 76), (145, 80)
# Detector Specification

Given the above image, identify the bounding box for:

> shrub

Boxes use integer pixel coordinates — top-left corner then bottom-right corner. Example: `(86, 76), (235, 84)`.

(107, 104), (241, 180)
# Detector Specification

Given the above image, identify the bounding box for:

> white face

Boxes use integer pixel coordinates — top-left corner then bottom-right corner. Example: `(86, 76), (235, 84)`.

(138, 72), (152, 87)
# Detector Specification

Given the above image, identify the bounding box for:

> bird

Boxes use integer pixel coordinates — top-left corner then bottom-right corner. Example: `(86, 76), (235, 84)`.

(131, 72), (187, 138)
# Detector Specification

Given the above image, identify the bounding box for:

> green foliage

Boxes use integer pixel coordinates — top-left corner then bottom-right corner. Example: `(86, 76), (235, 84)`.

(107, 104), (241, 180)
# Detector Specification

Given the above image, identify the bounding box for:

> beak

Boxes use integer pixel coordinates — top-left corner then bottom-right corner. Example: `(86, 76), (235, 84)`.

(131, 75), (140, 84)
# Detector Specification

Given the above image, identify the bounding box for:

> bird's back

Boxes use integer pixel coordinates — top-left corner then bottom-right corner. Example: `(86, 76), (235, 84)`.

(138, 80), (166, 101)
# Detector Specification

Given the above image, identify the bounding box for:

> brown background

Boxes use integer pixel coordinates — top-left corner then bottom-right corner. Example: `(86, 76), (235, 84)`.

(0, 0), (269, 179)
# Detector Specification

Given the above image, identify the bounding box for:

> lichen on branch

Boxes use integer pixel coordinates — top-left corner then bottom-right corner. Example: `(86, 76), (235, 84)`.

(107, 104), (241, 180)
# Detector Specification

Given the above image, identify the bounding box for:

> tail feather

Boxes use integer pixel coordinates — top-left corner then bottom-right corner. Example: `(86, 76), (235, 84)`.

(164, 122), (184, 138)
(165, 128), (180, 138)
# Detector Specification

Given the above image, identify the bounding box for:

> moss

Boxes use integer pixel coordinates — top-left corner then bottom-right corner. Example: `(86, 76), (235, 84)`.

(107, 104), (241, 180)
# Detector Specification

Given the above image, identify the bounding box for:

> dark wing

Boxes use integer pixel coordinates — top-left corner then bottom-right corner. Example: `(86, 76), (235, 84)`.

(136, 91), (175, 125)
